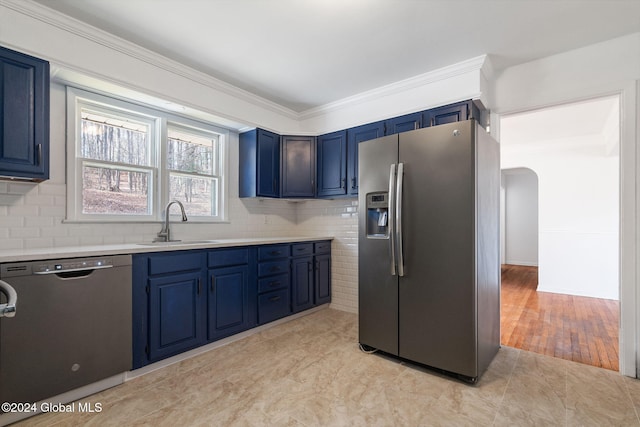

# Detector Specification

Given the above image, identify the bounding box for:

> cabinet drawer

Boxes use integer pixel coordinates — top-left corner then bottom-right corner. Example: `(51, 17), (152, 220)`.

(148, 251), (202, 275)
(291, 243), (313, 257)
(314, 241), (331, 254)
(208, 248), (249, 268)
(258, 288), (291, 324)
(258, 260), (289, 277)
(258, 245), (290, 261)
(258, 273), (289, 293)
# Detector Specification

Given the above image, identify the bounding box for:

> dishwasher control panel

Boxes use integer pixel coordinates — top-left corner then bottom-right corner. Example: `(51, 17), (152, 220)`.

(1, 256), (122, 278)
(33, 258), (113, 274)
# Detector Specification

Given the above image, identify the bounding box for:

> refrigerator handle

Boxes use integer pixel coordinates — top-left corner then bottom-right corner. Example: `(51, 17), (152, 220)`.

(396, 162), (405, 277)
(388, 164), (397, 276)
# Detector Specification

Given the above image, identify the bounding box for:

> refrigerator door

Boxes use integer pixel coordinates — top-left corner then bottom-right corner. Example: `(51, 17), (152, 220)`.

(397, 120), (478, 377)
(358, 134), (399, 355)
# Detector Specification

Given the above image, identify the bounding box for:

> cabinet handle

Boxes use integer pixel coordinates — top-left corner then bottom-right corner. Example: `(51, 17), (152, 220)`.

(341, 178), (346, 189)
(37, 144), (42, 166)
(273, 178), (277, 193)
(430, 117), (434, 127)
(211, 275), (215, 292)
(197, 278), (202, 295)
(270, 266), (281, 272)
(270, 250), (281, 256)
(351, 177), (357, 189)
(296, 247), (306, 252)
(269, 296), (281, 302)
(269, 281), (280, 288)
(308, 262), (312, 272)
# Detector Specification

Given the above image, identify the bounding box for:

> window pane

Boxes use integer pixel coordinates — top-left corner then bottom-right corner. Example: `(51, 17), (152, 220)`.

(82, 165), (151, 215)
(81, 111), (150, 166)
(169, 174), (217, 217)
(167, 128), (216, 175)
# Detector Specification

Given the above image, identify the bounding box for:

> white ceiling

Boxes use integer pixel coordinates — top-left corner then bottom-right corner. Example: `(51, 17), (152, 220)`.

(32, 0), (640, 113)
(500, 95), (620, 155)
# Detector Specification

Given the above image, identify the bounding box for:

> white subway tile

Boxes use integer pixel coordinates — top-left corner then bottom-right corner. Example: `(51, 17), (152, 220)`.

(8, 205), (39, 217)
(10, 227), (40, 238)
(0, 239), (23, 251)
(24, 238), (54, 249)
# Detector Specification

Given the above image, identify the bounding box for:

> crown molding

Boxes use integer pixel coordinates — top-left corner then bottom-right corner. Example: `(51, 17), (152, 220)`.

(0, 0), (300, 120)
(298, 55), (488, 120)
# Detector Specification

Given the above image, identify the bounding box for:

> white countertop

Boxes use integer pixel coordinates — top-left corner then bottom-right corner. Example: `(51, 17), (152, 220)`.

(0, 236), (334, 263)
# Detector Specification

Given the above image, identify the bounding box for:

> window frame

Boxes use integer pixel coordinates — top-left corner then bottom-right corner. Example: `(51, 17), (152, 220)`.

(66, 86), (228, 223)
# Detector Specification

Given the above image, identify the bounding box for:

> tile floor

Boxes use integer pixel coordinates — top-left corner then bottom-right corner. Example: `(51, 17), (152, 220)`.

(17, 308), (640, 426)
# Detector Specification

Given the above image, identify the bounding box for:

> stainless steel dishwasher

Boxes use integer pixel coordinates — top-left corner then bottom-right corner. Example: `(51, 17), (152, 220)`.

(0, 255), (132, 405)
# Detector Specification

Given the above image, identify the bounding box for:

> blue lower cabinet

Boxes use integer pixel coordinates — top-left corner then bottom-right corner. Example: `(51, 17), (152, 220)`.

(258, 288), (291, 324)
(315, 253), (331, 305)
(257, 244), (292, 325)
(147, 269), (206, 363)
(133, 251), (207, 368)
(208, 265), (250, 341)
(132, 242), (331, 369)
(291, 255), (313, 313)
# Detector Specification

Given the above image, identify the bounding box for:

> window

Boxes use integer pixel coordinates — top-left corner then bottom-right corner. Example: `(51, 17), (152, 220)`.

(66, 87), (227, 222)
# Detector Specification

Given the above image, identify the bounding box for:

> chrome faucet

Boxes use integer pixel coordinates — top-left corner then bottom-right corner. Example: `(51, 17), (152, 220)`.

(154, 200), (188, 242)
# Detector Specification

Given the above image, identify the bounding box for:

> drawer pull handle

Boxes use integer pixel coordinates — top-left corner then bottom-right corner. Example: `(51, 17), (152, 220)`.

(270, 251), (281, 256)
(269, 296), (281, 302)
(296, 248), (306, 251)
(269, 281), (280, 287)
(270, 266), (280, 272)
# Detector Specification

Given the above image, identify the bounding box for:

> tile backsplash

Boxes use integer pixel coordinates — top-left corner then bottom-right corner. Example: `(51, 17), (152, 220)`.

(0, 183), (359, 313)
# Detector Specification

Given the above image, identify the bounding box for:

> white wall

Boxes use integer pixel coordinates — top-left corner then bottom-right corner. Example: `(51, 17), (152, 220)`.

(502, 169), (539, 266)
(501, 131), (619, 300)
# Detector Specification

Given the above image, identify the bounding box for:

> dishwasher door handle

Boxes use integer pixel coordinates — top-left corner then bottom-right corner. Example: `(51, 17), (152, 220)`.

(0, 279), (17, 318)
(33, 264), (114, 275)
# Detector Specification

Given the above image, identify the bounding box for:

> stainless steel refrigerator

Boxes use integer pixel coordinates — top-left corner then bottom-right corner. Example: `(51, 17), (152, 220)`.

(358, 119), (500, 382)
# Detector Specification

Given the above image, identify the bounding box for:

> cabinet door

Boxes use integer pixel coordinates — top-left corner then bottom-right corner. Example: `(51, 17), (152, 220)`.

(0, 47), (49, 181)
(148, 270), (205, 362)
(385, 112), (421, 135)
(315, 254), (331, 305)
(422, 101), (476, 127)
(208, 265), (249, 341)
(316, 130), (347, 197)
(281, 135), (315, 198)
(347, 121), (385, 196)
(257, 129), (281, 197)
(291, 256), (313, 313)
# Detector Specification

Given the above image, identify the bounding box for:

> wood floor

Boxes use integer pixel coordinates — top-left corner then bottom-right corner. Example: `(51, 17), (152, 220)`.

(500, 264), (620, 371)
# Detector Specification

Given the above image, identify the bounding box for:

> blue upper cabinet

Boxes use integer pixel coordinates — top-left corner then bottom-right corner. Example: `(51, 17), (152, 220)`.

(239, 128), (281, 198)
(346, 121), (384, 196)
(422, 100), (480, 128)
(0, 46), (49, 182)
(384, 112), (422, 135)
(281, 135), (316, 198)
(316, 130), (348, 197)
(240, 100), (483, 200)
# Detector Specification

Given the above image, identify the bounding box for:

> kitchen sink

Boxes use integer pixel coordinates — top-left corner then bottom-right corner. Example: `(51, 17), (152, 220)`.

(136, 240), (219, 246)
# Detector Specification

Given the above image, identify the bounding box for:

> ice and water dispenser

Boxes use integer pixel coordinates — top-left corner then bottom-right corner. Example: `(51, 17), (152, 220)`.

(366, 192), (389, 239)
